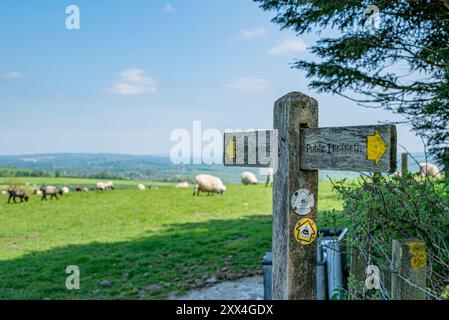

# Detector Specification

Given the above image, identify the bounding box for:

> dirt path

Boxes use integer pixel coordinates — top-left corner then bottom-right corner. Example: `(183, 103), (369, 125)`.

(170, 276), (264, 300)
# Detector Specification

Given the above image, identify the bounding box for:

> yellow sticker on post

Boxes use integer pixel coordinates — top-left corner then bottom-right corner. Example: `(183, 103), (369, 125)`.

(294, 218), (317, 245)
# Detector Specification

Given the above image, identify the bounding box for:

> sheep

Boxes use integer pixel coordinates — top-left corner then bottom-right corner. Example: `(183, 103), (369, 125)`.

(96, 182), (106, 191)
(62, 186), (70, 194)
(74, 186), (89, 192)
(137, 184), (146, 190)
(7, 189), (29, 203)
(175, 182), (189, 189)
(96, 181), (114, 191)
(241, 171), (258, 185)
(265, 168), (273, 187)
(1, 190), (8, 195)
(40, 186), (63, 201)
(193, 174), (226, 196)
(419, 162), (442, 179)
(32, 189), (43, 195)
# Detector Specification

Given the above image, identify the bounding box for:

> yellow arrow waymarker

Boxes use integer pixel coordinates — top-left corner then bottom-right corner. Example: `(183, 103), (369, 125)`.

(225, 138), (236, 162)
(367, 130), (387, 165)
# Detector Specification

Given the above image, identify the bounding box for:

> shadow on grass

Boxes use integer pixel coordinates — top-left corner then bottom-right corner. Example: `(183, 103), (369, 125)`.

(0, 214), (271, 300)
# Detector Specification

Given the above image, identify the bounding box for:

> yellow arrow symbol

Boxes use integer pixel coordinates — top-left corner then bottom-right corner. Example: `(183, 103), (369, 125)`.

(225, 138), (236, 161)
(367, 130), (387, 165)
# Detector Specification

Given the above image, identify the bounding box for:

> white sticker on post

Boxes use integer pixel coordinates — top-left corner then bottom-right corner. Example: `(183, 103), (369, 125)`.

(291, 189), (314, 216)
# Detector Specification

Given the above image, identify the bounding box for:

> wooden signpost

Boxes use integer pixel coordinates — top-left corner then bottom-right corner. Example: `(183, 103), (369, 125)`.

(223, 92), (397, 300)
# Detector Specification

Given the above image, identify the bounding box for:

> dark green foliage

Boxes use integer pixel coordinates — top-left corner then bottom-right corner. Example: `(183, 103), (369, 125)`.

(332, 173), (449, 298)
(0, 168), (52, 178)
(255, 0), (449, 169)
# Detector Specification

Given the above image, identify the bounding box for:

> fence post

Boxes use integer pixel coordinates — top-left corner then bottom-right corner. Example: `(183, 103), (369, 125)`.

(401, 153), (408, 176)
(272, 92), (319, 300)
(391, 239), (427, 300)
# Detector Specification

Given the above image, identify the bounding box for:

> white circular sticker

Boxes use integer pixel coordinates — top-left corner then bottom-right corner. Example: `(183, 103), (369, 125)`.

(291, 189), (314, 216)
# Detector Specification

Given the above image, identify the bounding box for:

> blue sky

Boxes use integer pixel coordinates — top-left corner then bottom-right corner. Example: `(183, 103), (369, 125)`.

(0, 0), (424, 156)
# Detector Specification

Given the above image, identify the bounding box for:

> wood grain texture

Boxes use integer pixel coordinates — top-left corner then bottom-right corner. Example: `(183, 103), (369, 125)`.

(300, 125), (397, 173)
(391, 239), (427, 300)
(223, 130), (275, 168)
(272, 91), (318, 300)
(402, 153), (408, 176)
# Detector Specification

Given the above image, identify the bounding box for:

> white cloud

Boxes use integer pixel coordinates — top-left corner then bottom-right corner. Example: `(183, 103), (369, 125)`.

(268, 38), (308, 55)
(110, 83), (147, 96)
(109, 68), (157, 96)
(2, 71), (25, 79)
(164, 4), (175, 12)
(225, 77), (272, 92)
(240, 28), (267, 39)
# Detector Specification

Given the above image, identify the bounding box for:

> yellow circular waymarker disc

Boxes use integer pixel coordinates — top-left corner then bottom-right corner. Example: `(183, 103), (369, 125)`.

(294, 218), (318, 245)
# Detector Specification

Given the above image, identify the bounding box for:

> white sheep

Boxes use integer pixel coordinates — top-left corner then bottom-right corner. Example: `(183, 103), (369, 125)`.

(193, 174), (226, 196)
(33, 189), (43, 195)
(137, 184), (146, 190)
(96, 181), (114, 191)
(265, 168), (273, 187)
(1, 190), (7, 195)
(176, 182), (189, 189)
(96, 182), (106, 191)
(62, 186), (70, 194)
(241, 171), (258, 185)
(419, 162), (442, 179)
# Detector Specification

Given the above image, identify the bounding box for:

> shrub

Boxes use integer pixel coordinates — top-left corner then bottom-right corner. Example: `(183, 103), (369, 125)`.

(332, 173), (449, 299)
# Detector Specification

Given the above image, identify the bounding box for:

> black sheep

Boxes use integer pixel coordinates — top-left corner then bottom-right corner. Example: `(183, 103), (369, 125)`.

(41, 186), (64, 201)
(7, 189), (29, 204)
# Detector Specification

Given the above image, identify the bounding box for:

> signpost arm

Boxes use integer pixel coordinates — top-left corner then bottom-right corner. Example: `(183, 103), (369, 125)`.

(272, 92), (319, 300)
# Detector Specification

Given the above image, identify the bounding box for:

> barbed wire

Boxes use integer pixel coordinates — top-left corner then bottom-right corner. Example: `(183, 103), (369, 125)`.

(357, 226), (442, 300)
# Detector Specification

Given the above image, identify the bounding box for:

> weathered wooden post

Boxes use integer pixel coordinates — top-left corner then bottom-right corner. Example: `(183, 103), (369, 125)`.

(401, 153), (408, 176)
(391, 239), (427, 300)
(272, 92), (319, 300)
(350, 248), (367, 288)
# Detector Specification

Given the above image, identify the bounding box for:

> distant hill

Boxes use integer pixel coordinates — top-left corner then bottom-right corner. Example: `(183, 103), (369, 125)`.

(0, 153), (246, 183)
(0, 152), (433, 184)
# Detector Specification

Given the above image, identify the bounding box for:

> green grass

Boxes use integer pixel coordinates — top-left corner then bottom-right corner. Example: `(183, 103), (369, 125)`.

(0, 178), (341, 300)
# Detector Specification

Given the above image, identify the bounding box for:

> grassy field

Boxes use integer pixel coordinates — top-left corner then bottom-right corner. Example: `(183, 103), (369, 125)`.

(0, 178), (342, 300)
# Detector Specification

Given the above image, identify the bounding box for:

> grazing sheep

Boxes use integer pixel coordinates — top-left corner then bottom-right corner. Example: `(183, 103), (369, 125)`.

(137, 184), (146, 190)
(41, 186), (63, 201)
(62, 186), (70, 194)
(7, 189), (29, 203)
(241, 171), (258, 185)
(2, 190), (8, 195)
(96, 181), (114, 191)
(419, 162), (442, 179)
(265, 168), (273, 187)
(176, 182), (189, 189)
(75, 186), (89, 192)
(193, 174), (226, 196)
(32, 189), (43, 195)
(96, 182), (105, 191)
